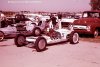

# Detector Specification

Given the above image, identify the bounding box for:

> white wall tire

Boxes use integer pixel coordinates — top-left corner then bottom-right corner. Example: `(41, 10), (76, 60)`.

(35, 37), (47, 52)
(69, 32), (79, 44)
(93, 29), (98, 38)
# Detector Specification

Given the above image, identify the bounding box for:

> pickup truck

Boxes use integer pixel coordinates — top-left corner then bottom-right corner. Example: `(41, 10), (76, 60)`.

(73, 10), (100, 38)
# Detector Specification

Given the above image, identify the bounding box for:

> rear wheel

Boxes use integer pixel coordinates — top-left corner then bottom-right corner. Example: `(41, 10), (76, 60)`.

(69, 32), (79, 44)
(14, 34), (26, 47)
(35, 37), (47, 52)
(0, 31), (4, 41)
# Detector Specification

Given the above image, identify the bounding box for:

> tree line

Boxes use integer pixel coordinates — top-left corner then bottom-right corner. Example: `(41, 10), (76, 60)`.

(90, 0), (100, 10)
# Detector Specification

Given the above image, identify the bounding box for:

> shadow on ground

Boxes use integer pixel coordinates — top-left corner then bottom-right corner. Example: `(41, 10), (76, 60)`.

(80, 35), (100, 43)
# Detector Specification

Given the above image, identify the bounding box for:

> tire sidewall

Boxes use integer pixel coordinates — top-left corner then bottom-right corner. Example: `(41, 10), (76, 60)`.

(14, 34), (26, 47)
(93, 29), (98, 38)
(69, 31), (79, 44)
(0, 31), (5, 41)
(32, 27), (41, 36)
(35, 37), (47, 52)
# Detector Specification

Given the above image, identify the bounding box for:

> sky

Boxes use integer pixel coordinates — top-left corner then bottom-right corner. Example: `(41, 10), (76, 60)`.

(0, 0), (91, 12)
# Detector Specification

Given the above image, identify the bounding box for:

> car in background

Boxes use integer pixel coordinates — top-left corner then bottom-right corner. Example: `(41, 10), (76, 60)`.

(61, 18), (77, 27)
(73, 10), (100, 38)
(0, 19), (47, 41)
(23, 13), (42, 21)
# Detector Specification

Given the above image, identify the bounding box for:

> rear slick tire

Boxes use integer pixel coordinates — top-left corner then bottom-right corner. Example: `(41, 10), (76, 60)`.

(14, 34), (26, 47)
(69, 32), (79, 44)
(35, 37), (47, 52)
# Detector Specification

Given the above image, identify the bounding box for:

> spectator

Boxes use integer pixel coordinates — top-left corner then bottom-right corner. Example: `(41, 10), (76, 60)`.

(58, 13), (62, 19)
(50, 14), (57, 29)
(1, 17), (8, 28)
(57, 13), (62, 29)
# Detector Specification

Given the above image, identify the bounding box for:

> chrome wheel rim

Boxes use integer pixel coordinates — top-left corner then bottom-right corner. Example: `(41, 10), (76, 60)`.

(94, 30), (98, 38)
(73, 33), (79, 43)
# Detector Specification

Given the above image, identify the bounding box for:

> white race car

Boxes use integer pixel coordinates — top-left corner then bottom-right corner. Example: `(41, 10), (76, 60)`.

(14, 25), (79, 52)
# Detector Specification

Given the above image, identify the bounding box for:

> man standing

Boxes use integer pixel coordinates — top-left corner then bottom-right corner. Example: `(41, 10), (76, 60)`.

(50, 14), (57, 29)
(57, 13), (62, 29)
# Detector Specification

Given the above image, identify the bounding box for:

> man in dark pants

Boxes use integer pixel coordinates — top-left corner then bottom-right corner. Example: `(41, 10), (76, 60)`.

(50, 14), (57, 29)
(1, 18), (7, 28)
(58, 13), (62, 19)
(57, 13), (62, 29)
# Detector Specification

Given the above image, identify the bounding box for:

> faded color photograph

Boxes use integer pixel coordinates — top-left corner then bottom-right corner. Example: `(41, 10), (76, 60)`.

(0, 0), (100, 67)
